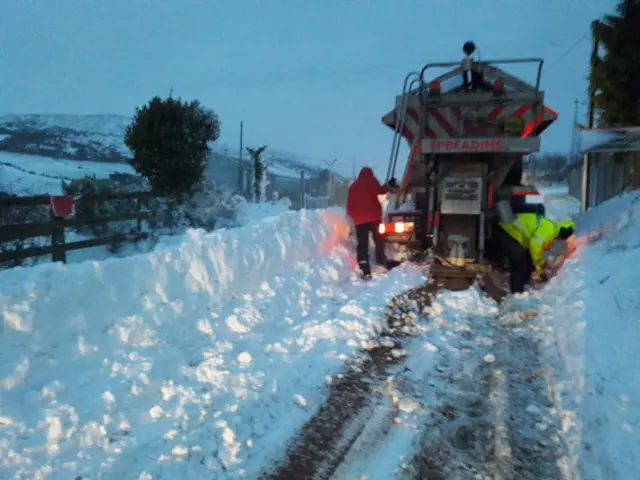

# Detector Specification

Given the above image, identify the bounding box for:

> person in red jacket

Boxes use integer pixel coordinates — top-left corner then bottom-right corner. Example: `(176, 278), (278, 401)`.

(346, 167), (397, 278)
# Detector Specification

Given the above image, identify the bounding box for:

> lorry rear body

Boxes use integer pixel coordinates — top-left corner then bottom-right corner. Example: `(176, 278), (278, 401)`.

(380, 43), (558, 286)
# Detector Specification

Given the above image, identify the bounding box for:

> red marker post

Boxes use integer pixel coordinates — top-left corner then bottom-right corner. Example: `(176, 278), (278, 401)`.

(49, 196), (75, 262)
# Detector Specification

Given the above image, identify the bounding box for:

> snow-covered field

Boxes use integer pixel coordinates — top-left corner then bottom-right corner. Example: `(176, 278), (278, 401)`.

(0, 151), (136, 195)
(0, 208), (425, 479)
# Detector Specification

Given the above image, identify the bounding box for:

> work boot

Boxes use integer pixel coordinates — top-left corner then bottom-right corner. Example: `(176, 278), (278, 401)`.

(359, 260), (371, 279)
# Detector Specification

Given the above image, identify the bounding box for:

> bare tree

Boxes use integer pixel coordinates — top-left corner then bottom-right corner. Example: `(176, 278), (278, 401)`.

(247, 145), (268, 202)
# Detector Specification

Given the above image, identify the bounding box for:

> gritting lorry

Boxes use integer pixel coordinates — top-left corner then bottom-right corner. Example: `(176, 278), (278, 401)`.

(379, 42), (557, 289)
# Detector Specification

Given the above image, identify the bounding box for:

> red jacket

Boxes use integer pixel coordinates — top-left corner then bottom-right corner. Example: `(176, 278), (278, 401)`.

(346, 167), (390, 225)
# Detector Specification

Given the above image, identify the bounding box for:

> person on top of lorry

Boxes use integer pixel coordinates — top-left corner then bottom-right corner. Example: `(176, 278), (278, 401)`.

(497, 211), (575, 294)
(346, 167), (398, 279)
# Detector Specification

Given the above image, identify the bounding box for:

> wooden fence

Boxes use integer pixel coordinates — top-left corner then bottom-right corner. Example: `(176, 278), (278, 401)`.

(0, 191), (159, 266)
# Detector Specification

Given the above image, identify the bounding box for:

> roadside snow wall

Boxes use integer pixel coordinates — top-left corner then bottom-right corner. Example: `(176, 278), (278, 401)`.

(1, 208), (352, 322)
(0, 208), (360, 478)
(536, 190), (640, 480)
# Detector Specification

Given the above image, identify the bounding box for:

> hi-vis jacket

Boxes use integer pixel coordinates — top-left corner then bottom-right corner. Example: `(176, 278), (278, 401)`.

(499, 213), (575, 271)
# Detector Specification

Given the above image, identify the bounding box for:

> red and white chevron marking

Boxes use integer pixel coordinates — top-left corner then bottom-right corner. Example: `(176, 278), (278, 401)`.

(384, 103), (556, 142)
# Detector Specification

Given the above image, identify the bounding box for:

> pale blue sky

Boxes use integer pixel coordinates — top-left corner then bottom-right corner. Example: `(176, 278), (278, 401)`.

(1, 0), (616, 177)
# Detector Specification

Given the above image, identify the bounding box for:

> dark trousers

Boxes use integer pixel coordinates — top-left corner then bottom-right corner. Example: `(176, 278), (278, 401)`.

(496, 227), (533, 294)
(355, 222), (387, 276)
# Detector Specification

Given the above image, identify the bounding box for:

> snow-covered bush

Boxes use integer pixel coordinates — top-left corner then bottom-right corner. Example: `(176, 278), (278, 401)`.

(164, 181), (243, 232)
(62, 175), (245, 239)
(234, 196), (292, 225)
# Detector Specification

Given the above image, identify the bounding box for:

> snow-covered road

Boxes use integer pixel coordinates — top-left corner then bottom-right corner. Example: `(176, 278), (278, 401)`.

(266, 187), (640, 479)
(268, 284), (569, 480)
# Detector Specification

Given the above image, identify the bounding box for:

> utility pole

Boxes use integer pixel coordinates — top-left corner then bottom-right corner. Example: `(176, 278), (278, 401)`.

(239, 121), (244, 163)
(239, 121), (245, 195)
(570, 99), (579, 163)
(300, 170), (306, 209)
(581, 20), (599, 213)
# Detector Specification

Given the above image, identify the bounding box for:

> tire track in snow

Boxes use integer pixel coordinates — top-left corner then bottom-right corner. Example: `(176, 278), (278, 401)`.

(263, 284), (438, 480)
(263, 341), (407, 479)
(263, 281), (567, 480)
(407, 303), (567, 480)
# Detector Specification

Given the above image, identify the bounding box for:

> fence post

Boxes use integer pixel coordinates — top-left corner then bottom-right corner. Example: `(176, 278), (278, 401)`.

(300, 170), (306, 209)
(581, 21), (600, 213)
(326, 173), (334, 203)
(51, 219), (66, 263)
(238, 165), (245, 193)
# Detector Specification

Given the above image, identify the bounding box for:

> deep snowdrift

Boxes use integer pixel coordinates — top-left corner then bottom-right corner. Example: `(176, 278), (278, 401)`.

(0, 208), (425, 479)
(534, 190), (640, 479)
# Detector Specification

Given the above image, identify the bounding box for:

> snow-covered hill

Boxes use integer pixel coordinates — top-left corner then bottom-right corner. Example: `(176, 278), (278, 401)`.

(0, 114), (345, 183)
(0, 114), (130, 163)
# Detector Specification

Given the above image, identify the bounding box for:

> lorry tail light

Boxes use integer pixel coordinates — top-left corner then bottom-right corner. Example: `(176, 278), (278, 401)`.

(379, 222), (415, 235)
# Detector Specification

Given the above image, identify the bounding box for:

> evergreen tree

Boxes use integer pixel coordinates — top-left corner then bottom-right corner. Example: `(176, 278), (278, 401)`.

(125, 95), (220, 197)
(592, 0), (640, 127)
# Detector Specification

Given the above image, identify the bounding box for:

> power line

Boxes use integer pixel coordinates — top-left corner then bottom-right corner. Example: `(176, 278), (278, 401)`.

(211, 31), (596, 165)
(207, 61), (412, 88)
(204, 32), (592, 90)
(546, 30), (591, 69)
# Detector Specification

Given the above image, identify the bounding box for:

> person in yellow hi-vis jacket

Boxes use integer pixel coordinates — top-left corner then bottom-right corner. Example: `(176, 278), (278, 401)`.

(497, 212), (575, 293)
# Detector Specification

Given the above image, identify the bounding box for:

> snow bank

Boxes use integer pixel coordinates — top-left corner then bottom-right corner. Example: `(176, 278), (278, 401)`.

(233, 197), (293, 225)
(0, 208), (425, 479)
(535, 190), (640, 479)
(576, 189), (640, 233)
